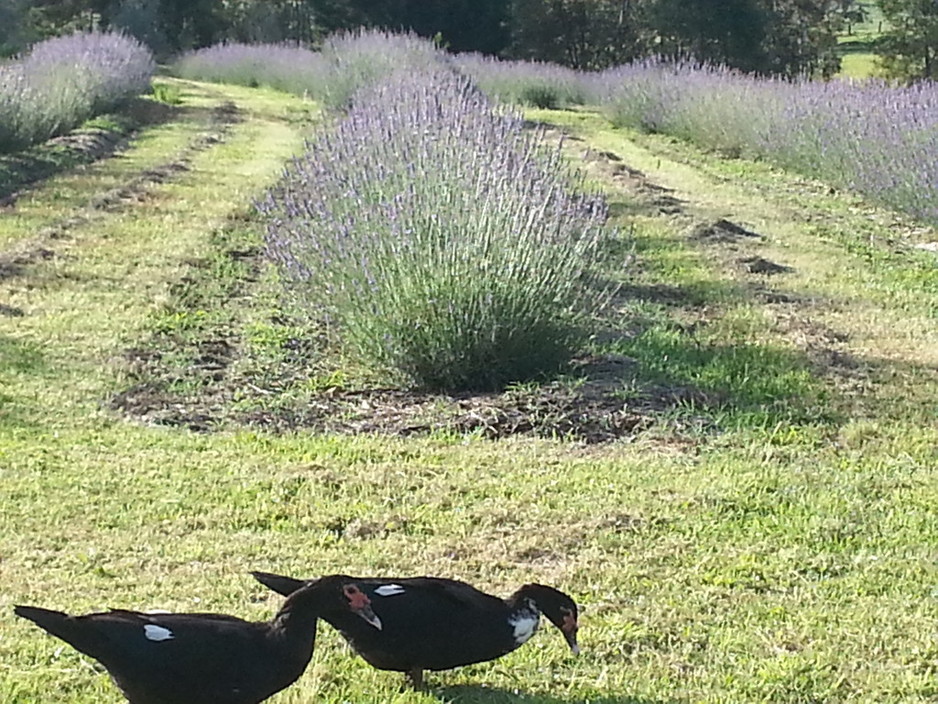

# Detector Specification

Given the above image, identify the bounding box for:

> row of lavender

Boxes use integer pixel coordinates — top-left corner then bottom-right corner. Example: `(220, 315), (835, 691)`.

(174, 32), (440, 111)
(258, 64), (609, 390)
(595, 60), (938, 225)
(174, 35), (587, 110)
(176, 35), (937, 226)
(0, 32), (154, 153)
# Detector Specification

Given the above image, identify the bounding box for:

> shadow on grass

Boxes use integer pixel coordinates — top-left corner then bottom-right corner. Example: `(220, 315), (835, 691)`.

(608, 193), (685, 220)
(597, 325), (835, 428)
(0, 334), (47, 375)
(435, 684), (673, 704)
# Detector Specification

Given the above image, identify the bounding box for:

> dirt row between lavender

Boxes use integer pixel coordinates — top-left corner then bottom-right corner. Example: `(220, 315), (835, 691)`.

(0, 78), (321, 432)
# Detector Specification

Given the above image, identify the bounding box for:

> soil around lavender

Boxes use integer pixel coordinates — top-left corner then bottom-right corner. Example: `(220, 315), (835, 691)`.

(110, 333), (719, 442)
(106, 216), (724, 443)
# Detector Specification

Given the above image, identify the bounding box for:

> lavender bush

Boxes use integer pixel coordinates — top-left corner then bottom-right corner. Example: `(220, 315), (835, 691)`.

(173, 42), (327, 96)
(0, 32), (153, 153)
(173, 30), (444, 111)
(454, 53), (588, 108)
(593, 59), (785, 157)
(764, 79), (938, 223)
(597, 61), (938, 224)
(260, 68), (610, 391)
(314, 29), (445, 110)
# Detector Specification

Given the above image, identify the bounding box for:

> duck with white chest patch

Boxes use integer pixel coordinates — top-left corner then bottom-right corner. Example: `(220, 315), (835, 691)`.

(14, 575), (382, 704)
(251, 571), (580, 690)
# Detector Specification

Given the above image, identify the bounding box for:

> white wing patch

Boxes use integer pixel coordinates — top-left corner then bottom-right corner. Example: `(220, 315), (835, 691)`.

(508, 612), (539, 645)
(143, 624), (175, 642)
(374, 584), (406, 597)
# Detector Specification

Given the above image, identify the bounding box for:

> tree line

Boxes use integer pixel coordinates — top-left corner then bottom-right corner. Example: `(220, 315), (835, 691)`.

(1, 0), (935, 80)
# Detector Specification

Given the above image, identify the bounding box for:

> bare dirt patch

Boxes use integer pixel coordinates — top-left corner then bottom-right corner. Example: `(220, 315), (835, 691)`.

(0, 303), (25, 317)
(690, 219), (763, 244)
(739, 255), (794, 275)
(109, 314), (720, 443)
(581, 145), (688, 215)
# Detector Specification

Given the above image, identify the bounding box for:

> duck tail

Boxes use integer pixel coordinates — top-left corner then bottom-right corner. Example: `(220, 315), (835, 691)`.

(250, 571), (307, 597)
(15, 605), (82, 642)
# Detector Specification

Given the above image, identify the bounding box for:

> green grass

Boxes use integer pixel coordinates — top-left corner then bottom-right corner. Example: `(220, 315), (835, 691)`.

(1, 82), (938, 703)
(837, 51), (880, 78)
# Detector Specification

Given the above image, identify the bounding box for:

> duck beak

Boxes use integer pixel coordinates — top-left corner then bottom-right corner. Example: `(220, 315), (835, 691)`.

(354, 603), (382, 630)
(564, 629), (580, 655)
(560, 611), (580, 655)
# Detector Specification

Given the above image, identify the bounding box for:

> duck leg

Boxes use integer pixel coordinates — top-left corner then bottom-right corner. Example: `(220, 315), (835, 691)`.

(406, 667), (425, 691)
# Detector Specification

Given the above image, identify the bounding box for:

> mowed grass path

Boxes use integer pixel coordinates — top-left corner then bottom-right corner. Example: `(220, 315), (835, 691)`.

(0, 81), (936, 703)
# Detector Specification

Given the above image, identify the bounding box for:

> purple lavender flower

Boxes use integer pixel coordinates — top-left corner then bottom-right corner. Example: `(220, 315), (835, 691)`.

(0, 31), (153, 153)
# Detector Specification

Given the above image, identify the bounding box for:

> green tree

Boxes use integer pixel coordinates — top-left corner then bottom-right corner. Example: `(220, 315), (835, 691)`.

(647, 0), (846, 77)
(759, 0), (846, 77)
(510, 0), (648, 68)
(0, 0), (33, 55)
(0, 0), (113, 53)
(508, 0), (847, 75)
(877, 0), (938, 80)
(218, 0), (350, 44)
(648, 0), (766, 71)
(345, 0), (510, 54)
(108, 0), (168, 53)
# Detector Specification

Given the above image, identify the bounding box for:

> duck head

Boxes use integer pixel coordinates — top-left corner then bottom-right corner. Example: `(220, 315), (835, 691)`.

(518, 584), (580, 655)
(339, 582), (382, 630)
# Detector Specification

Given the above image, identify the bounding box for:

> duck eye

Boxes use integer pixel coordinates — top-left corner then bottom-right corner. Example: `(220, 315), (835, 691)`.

(343, 585), (371, 610)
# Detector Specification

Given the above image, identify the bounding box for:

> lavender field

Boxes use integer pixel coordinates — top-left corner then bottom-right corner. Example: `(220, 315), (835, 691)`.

(0, 31), (154, 153)
(177, 35), (938, 227)
(168, 30), (938, 393)
(2, 26), (937, 704)
(453, 52), (588, 108)
(595, 60), (938, 225)
(175, 30), (441, 110)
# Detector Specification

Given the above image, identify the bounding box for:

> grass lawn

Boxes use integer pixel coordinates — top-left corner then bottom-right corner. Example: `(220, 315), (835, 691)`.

(1, 80), (937, 703)
(838, 52), (880, 79)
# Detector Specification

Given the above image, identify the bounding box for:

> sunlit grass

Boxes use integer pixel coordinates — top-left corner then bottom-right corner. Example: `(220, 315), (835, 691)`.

(837, 51), (879, 78)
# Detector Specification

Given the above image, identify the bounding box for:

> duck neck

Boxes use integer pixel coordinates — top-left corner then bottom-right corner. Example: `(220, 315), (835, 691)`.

(506, 587), (541, 646)
(271, 587), (326, 639)
(508, 586), (542, 616)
